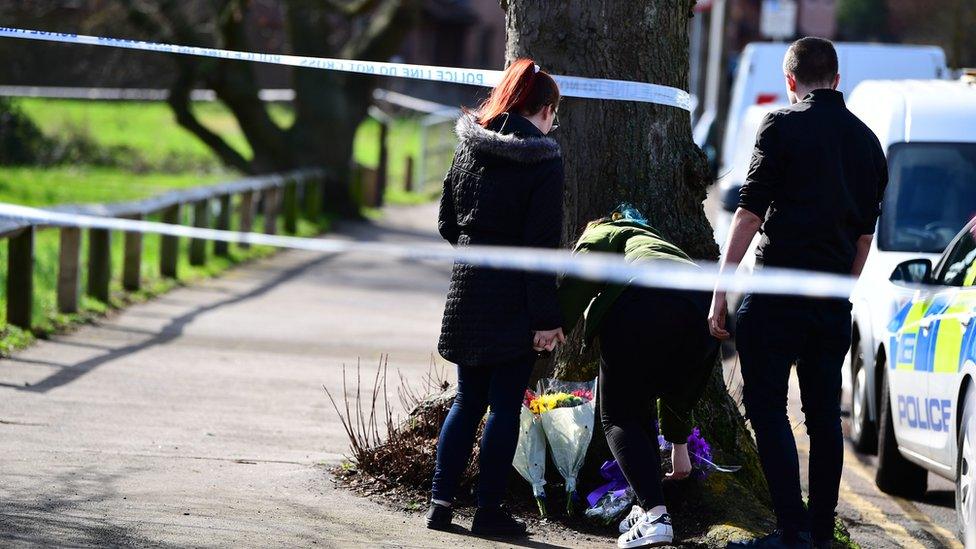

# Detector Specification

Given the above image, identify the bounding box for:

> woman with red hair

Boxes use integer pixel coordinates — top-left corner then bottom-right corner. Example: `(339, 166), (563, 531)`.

(426, 59), (564, 537)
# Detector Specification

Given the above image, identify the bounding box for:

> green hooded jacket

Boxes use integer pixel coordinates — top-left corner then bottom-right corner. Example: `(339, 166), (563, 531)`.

(557, 219), (714, 443)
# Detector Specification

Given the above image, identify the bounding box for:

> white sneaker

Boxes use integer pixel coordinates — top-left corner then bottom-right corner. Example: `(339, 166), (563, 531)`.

(618, 504), (645, 534)
(617, 512), (673, 549)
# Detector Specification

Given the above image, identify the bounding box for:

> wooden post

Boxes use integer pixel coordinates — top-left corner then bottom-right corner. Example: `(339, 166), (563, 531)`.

(283, 180), (298, 234)
(160, 204), (180, 278)
(7, 227), (34, 329)
(87, 228), (111, 303)
(122, 214), (143, 291)
(263, 187), (279, 235)
(215, 194), (232, 257)
(304, 174), (323, 221)
(190, 199), (209, 266)
(239, 191), (254, 249)
(57, 227), (81, 314)
(404, 156), (414, 193)
(376, 121), (389, 207)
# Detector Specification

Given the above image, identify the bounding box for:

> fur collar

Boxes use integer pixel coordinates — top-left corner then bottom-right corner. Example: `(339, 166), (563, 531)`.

(455, 113), (561, 164)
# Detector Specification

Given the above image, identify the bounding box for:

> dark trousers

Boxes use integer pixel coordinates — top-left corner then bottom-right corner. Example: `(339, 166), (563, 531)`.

(599, 287), (716, 509)
(736, 294), (852, 541)
(431, 353), (534, 508)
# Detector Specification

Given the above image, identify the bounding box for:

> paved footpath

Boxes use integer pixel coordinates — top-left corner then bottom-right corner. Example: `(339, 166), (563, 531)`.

(0, 204), (590, 548)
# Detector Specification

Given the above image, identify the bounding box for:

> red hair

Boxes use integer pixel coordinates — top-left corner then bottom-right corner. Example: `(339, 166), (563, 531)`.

(478, 58), (561, 128)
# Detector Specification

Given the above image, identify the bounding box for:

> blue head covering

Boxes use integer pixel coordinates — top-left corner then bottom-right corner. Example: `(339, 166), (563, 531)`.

(610, 203), (649, 226)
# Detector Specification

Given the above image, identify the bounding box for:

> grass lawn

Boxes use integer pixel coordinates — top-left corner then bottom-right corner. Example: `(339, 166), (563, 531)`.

(13, 97), (441, 205)
(0, 165), (227, 206)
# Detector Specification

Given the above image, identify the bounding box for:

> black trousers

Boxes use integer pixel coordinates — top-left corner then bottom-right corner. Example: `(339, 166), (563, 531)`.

(736, 294), (852, 541)
(598, 287), (716, 509)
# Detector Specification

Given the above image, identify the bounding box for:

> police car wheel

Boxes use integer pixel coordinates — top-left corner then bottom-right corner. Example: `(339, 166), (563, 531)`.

(956, 383), (976, 542)
(876, 369), (928, 498)
(849, 337), (878, 455)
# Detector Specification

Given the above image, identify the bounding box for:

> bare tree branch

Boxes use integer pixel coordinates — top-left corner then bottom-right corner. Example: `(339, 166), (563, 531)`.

(326, 0), (382, 17)
(341, 0), (419, 60)
(167, 61), (253, 173)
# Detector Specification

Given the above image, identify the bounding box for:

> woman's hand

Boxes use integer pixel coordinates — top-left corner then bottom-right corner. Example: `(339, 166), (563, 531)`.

(667, 443), (692, 480)
(533, 328), (566, 352)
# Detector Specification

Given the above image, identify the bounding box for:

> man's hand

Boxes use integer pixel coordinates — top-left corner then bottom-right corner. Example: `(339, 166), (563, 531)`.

(708, 292), (730, 340)
(667, 443), (692, 480)
(533, 328), (566, 352)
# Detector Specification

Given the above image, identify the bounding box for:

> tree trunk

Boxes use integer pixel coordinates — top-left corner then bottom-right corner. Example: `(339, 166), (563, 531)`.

(124, 0), (418, 217)
(506, 1), (772, 544)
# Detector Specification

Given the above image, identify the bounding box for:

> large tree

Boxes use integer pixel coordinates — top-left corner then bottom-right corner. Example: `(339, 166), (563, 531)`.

(505, 1), (773, 543)
(122, 0), (419, 214)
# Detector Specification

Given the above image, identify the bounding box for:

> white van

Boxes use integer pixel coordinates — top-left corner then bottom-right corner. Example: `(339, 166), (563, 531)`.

(719, 42), (947, 178)
(844, 78), (976, 456)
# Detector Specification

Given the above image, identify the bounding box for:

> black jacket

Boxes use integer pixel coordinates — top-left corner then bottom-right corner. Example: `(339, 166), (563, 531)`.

(438, 112), (565, 367)
(739, 89), (888, 274)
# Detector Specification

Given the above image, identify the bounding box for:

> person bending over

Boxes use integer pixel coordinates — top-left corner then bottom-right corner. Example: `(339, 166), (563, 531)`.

(559, 206), (719, 549)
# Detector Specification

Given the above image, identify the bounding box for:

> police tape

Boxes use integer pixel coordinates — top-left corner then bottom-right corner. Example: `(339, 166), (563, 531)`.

(0, 202), (860, 300)
(0, 26), (693, 111)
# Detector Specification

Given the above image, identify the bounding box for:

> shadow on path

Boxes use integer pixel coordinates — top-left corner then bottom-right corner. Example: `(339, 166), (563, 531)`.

(1, 254), (335, 394)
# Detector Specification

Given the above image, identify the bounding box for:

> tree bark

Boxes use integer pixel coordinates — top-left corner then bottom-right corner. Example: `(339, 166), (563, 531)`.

(506, 1), (772, 544)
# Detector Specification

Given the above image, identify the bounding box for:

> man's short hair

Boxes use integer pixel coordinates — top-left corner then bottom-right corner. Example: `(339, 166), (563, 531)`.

(783, 37), (838, 87)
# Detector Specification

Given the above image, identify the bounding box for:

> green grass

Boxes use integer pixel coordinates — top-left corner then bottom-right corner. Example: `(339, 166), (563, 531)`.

(0, 166), (227, 206)
(16, 98), (293, 169)
(13, 97), (437, 205)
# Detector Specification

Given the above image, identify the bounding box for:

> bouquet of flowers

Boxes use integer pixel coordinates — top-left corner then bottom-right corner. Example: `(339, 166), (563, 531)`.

(513, 389), (548, 516)
(537, 378), (597, 515)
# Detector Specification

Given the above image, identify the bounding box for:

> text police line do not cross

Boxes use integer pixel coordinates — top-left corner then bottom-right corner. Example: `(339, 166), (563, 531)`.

(0, 26), (694, 111)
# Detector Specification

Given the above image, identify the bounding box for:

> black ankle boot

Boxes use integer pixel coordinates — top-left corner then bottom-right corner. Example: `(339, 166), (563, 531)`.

(425, 502), (453, 531)
(471, 505), (527, 537)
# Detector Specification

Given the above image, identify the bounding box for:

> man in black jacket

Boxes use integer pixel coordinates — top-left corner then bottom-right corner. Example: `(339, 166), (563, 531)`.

(708, 37), (888, 548)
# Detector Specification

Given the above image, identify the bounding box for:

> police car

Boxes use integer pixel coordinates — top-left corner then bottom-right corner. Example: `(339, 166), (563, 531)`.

(882, 218), (976, 541)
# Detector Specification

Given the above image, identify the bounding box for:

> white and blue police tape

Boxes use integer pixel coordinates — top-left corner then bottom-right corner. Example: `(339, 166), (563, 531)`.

(0, 26), (693, 112)
(0, 202), (858, 300)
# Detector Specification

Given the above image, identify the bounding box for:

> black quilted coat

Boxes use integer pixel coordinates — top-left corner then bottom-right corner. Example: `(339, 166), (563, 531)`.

(437, 112), (565, 367)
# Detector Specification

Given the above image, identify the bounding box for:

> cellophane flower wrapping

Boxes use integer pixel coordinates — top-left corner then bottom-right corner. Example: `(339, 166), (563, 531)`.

(584, 486), (635, 527)
(513, 390), (548, 516)
(537, 378), (597, 515)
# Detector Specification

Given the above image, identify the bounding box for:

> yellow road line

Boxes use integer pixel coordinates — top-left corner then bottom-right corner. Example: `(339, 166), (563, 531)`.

(838, 478), (927, 549)
(842, 448), (963, 549)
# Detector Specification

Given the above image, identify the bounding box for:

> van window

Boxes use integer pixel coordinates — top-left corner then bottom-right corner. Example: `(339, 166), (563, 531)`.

(878, 143), (976, 254)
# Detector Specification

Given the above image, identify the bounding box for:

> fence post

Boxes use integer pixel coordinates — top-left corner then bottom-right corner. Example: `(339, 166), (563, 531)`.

(404, 156), (414, 193)
(304, 173), (322, 221)
(376, 120), (389, 207)
(283, 179), (298, 234)
(88, 228), (112, 303)
(263, 186), (279, 235)
(7, 227), (34, 329)
(123, 214), (143, 291)
(190, 199), (209, 266)
(57, 227), (81, 314)
(215, 194), (232, 257)
(239, 191), (254, 249)
(160, 204), (180, 278)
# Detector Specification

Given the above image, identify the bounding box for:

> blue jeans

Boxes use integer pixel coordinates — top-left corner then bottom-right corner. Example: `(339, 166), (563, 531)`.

(431, 354), (534, 508)
(736, 294), (852, 541)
